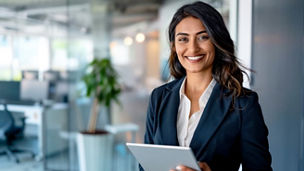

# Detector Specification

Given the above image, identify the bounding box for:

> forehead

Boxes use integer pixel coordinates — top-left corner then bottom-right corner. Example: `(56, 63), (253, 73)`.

(175, 16), (206, 34)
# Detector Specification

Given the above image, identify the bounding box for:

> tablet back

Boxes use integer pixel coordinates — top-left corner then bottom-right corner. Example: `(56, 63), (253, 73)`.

(126, 143), (200, 171)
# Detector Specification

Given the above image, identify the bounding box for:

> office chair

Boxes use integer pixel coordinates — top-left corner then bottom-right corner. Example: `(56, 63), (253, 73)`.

(0, 104), (35, 163)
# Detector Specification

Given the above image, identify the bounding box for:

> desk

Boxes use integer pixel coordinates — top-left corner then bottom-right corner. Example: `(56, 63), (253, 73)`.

(0, 103), (68, 160)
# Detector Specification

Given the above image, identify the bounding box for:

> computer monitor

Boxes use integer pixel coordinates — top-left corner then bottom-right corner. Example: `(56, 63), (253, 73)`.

(0, 81), (20, 104)
(54, 81), (69, 102)
(43, 70), (59, 82)
(59, 71), (77, 82)
(22, 70), (39, 80)
(20, 80), (49, 102)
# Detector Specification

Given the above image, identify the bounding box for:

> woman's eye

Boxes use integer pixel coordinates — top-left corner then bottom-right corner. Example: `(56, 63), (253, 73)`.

(198, 35), (209, 41)
(178, 37), (188, 42)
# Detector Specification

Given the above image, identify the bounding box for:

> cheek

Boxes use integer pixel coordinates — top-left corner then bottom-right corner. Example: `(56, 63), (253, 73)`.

(175, 44), (185, 55)
(207, 52), (215, 64)
(176, 53), (184, 64)
(204, 44), (215, 58)
(209, 43), (215, 52)
(208, 47), (215, 57)
(173, 45), (183, 62)
(175, 45), (185, 57)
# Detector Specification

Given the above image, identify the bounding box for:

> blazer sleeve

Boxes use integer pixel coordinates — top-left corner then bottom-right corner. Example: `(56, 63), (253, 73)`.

(240, 92), (272, 171)
(144, 89), (156, 144)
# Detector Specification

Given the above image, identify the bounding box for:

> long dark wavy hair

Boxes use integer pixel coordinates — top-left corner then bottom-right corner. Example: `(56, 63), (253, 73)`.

(168, 1), (249, 97)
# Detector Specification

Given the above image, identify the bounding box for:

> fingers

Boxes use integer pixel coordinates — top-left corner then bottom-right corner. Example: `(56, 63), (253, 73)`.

(170, 165), (196, 171)
(170, 162), (211, 171)
(198, 162), (211, 171)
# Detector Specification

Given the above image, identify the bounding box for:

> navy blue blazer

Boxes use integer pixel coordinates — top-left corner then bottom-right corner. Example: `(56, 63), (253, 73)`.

(143, 78), (272, 171)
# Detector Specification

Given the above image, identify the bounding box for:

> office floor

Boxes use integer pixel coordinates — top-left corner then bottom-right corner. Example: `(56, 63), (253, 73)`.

(0, 136), (42, 171)
(0, 159), (43, 171)
(0, 139), (136, 171)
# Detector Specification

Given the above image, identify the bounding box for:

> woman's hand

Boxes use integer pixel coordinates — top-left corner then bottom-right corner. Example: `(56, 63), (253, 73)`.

(169, 162), (211, 171)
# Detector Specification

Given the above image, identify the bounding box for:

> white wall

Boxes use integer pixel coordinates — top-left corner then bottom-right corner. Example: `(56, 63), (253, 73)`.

(237, 0), (252, 88)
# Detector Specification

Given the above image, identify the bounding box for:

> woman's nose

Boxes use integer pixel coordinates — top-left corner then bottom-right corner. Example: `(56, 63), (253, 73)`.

(188, 40), (200, 54)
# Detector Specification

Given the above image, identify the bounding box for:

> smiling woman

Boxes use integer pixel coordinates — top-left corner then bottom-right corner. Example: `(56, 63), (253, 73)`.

(142, 1), (272, 171)
(168, 2), (245, 98)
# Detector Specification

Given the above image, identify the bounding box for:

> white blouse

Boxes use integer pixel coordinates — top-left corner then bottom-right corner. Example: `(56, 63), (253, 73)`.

(177, 78), (216, 147)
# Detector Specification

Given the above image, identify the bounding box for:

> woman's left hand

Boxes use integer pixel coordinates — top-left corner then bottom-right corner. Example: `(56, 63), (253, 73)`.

(169, 162), (211, 171)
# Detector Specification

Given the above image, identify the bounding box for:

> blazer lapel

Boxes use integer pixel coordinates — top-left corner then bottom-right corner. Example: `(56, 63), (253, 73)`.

(190, 82), (232, 157)
(158, 78), (184, 146)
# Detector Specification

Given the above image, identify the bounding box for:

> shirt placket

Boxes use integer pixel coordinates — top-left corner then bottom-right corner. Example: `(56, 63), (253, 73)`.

(183, 96), (191, 146)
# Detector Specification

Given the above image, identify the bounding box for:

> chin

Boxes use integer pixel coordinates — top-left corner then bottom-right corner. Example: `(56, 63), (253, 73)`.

(186, 66), (212, 74)
(186, 69), (204, 74)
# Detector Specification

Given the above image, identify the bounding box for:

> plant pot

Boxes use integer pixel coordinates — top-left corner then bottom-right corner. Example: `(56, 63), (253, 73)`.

(77, 130), (114, 171)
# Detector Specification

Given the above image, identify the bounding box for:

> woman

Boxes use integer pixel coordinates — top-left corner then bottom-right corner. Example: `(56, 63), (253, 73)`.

(144, 1), (272, 171)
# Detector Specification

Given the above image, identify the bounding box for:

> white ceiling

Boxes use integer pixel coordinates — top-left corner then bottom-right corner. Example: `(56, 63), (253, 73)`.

(0, 0), (162, 36)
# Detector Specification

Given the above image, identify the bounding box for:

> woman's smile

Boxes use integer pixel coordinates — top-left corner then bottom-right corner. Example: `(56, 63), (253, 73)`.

(184, 54), (205, 63)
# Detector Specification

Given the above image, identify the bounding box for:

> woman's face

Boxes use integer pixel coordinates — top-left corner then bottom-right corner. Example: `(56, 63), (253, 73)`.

(174, 16), (215, 75)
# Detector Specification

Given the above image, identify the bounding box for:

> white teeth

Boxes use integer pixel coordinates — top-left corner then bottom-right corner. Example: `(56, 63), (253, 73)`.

(187, 55), (204, 60)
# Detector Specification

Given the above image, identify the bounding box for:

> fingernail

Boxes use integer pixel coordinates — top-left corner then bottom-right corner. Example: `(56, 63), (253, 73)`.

(176, 165), (182, 170)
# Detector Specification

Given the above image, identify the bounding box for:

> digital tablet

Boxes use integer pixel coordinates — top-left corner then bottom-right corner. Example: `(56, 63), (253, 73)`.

(126, 143), (200, 171)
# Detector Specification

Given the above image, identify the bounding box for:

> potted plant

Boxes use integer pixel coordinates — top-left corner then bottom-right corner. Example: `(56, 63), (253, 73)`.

(77, 58), (121, 171)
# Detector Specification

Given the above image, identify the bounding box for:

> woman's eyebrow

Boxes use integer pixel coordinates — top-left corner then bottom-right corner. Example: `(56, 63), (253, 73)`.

(176, 30), (207, 37)
(176, 32), (189, 36)
(196, 30), (207, 35)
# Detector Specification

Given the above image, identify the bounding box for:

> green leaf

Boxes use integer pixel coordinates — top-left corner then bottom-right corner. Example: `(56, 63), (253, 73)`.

(83, 58), (121, 105)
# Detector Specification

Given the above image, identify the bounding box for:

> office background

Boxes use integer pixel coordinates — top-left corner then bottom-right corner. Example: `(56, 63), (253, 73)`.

(0, 0), (303, 171)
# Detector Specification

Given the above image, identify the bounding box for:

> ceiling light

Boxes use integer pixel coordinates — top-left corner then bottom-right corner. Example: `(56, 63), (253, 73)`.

(136, 33), (145, 43)
(124, 36), (133, 46)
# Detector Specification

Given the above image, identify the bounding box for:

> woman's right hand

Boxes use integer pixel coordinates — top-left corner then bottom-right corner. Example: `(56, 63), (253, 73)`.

(169, 162), (211, 171)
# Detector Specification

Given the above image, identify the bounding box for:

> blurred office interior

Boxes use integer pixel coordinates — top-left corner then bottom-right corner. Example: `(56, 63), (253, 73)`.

(0, 0), (303, 171)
